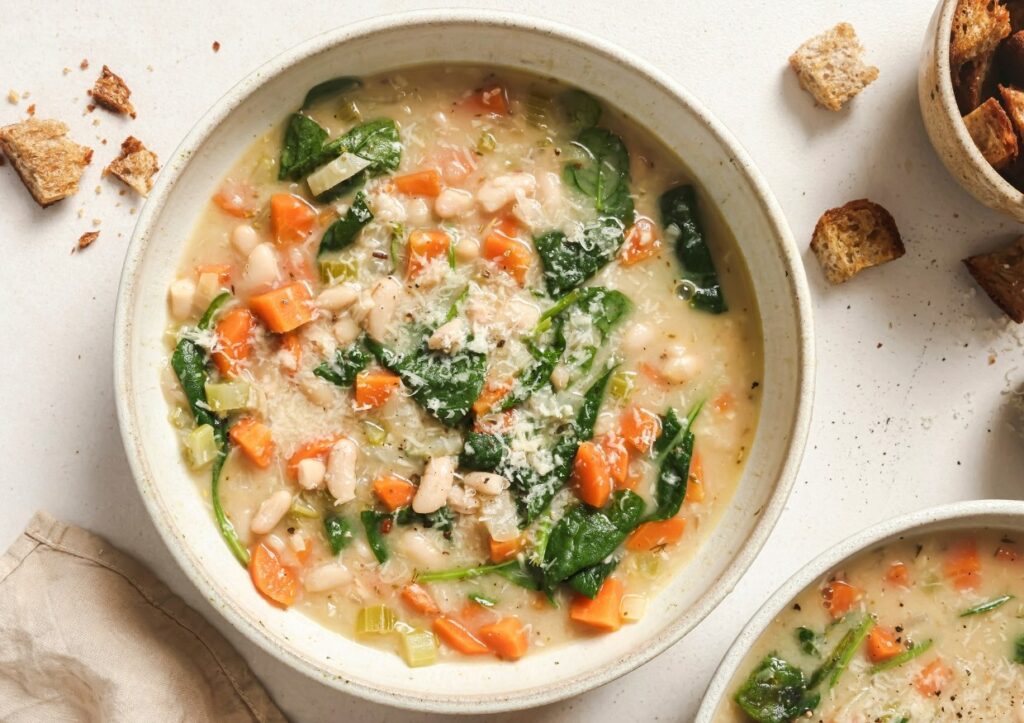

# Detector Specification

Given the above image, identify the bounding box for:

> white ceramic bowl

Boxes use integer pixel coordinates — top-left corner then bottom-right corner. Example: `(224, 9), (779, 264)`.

(114, 10), (813, 713)
(919, 0), (1024, 221)
(695, 499), (1024, 721)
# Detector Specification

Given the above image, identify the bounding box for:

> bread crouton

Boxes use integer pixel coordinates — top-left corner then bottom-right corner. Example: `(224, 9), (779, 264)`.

(77, 230), (99, 251)
(1000, 30), (1024, 86)
(810, 200), (905, 284)
(964, 236), (1024, 322)
(0, 118), (93, 206)
(963, 96), (1019, 168)
(89, 65), (135, 118)
(950, 0), (1012, 67)
(1008, 0), (1024, 31)
(789, 23), (879, 111)
(999, 84), (1024, 136)
(104, 136), (158, 196)
(954, 51), (996, 113)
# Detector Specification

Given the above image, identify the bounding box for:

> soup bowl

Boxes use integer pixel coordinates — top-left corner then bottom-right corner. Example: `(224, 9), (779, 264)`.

(695, 499), (1024, 721)
(113, 10), (813, 713)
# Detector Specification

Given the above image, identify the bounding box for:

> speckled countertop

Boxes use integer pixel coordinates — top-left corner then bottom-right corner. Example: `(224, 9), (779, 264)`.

(2, 1), (1022, 720)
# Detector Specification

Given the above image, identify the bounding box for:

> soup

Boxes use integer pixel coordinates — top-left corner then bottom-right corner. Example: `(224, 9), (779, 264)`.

(162, 66), (762, 666)
(717, 529), (1024, 722)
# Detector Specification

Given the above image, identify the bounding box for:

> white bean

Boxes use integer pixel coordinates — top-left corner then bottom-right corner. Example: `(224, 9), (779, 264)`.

(250, 490), (292, 535)
(300, 321), (336, 358)
(371, 191), (406, 223)
(413, 456), (455, 514)
(243, 243), (280, 294)
(538, 171), (563, 213)
(621, 322), (655, 355)
(550, 364), (570, 391)
(316, 282), (359, 313)
(434, 188), (474, 219)
(661, 346), (701, 384)
(507, 298), (541, 332)
(168, 278), (196, 320)
(462, 471), (507, 496)
(326, 438), (358, 504)
(298, 376), (334, 407)
(231, 224), (260, 255)
(397, 529), (447, 569)
(364, 276), (401, 341)
(476, 172), (537, 213)
(447, 484), (479, 514)
(454, 237), (480, 262)
(304, 562), (353, 593)
(296, 458), (326, 491)
(406, 198), (432, 226)
(427, 318), (468, 354)
(332, 317), (361, 346)
(193, 271), (223, 312)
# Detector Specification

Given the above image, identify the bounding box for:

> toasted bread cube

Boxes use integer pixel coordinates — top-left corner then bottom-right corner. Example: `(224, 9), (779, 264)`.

(964, 236), (1024, 322)
(789, 23), (879, 111)
(104, 136), (158, 196)
(1009, 0), (1024, 31)
(77, 230), (99, 250)
(1000, 84), (1024, 135)
(0, 118), (93, 206)
(1000, 31), (1024, 86)
(951, 0), (1011, 67)
(954, 51), (996, 114)
(89, 65), (135, 118)
(963, 97), (1019, 169)
(811, 200), (905, 285)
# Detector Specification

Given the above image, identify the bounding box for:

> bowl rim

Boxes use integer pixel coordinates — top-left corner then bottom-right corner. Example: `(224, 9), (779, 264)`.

(694, 498), (1024, 721)
(113, 8), (815, 713)
(928, 0), (1024, 207)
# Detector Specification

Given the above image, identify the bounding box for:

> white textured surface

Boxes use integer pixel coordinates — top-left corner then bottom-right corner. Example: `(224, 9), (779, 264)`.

(1, 1), (1022, 720)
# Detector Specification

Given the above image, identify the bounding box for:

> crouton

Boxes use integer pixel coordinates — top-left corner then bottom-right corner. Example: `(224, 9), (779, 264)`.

(999, 84), (1024, 137)
(789, 23), (879, 111)
(810, 200), (905, 284)
(89, 65), (135, 118)
(77, 230), (99, 251)
(964, 235), (1024, 322)
(1008, 0), (1024, 31)
(0, 118), (93, 206)
(963, 96), (1019, 168)
(950, 0), (1012, 67)
(954, 51), (996, 113)
(999, 30), (1024, 86)
(104, 136), (158, 196)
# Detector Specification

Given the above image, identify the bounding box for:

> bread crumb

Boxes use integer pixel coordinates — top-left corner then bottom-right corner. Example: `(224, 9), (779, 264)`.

(7, 90), (18, 104)
(26, 104), (35, 116)
(94, 184), (101, 194)
(77, 230), (99, 250)
(964, 236), (1024, 322)
(811, 199), (905, 284)
(80, 59), (89, 70)
(212, 41), (221, 52)
(91, 118), (100, 127)
(104, 135), (159, 196)
(62, 67), (71, 76)
(146, 65), (154, 72)
(789, 23), (879, 111)
(21, 91), (29, 100)
(0, 117), (94, 207)
(88, 66), (136, 118)
(92, 218), (101, 227)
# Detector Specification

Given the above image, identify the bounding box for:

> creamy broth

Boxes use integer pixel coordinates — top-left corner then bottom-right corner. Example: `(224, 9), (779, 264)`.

(717, 530), (1024, 722)
(162, 65), (762, 665)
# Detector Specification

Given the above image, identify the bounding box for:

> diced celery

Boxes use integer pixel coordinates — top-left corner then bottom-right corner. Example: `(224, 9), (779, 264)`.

(635, 553), (660, 579)
(319, 258), (357, 285)
(361, 420), (387, 446)
(468, 592), (497, 608)
(307, 153), (372, 197)
(525, 92), (550, 128)
(609, 370), (637, 400)
(620, 593), (647, 622)
(204, 381), (251, 413)
(356, 605), (396, 635)
(338, 99), (362, 123)
(477, 131), (496, 154)
(184, 424), (219, 469)
(400, 628), (438, 668)
(289, 498), (320, 519)
(169, 406), (190, 429)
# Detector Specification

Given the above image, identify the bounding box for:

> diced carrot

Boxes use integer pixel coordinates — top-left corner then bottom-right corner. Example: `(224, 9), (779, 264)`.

(393, 169), (443, 197)
(626, 517), (686, 552)
(598, 434), (629, 486)
(196, 263), (233, 284)
(478, 617), (528, 660)
(434, 615), (490, 655)
(474, 409), (517, 435)
(944, 539), (982, 590)
(638, 362), (668, 386)
(433, 146), (477, 185)
(684, 451), (705, 504)
(713, 391), (734, 414)
(212, 307), (255, 377)
(915, 658), (954, 696)
(270, 193), (317, 245)
(619, 218), (662, 266)
(294, 543), (313, 566)
(489, 535), (523, 563)
(280, 332), (301, 376)
(482, 216), (531, 284)
(249, 282), (315, 334)
(996, 545), (1019, 562)
(286, 434), (344, 478)
(406, 229), (451, 278)
(866, 625), (903, 663)
(354, 370), (402, 408)
(617, 473), (642, 492)
(249, 542), (300, 607)
(401, 583), (440, 616)
(212, 179), (259, 218)
(886, 561), (910, 586)
(570, 578), (624, 632)
(619, 405), (662, 454)
(473, 378), (513, 416)
(229, 417), (275, 468)
(822, 580), (861, 619)
(466, 85), (510, 116)
(572, 441), (611, 508)
(459, 602), (498, 628)
(373, 475), (416, 511)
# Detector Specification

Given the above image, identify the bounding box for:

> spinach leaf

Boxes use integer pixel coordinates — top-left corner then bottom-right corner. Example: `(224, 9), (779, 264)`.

(396, 505), (456, 535)
(320, 118), (402, 176)
(660, 185), (726, 314)
(960, 594), (1014, 617)
(314, 339), (369, 387)
(807, 614), (874, 689)
(869, 639), (933, 673)
(197, 292), (231, 331)
(279, 113), (329, 180)
(796, 627), (821, 657)
(324, 515), (353, 555)
(564, 127), (633, 222)
(459, 432), (508, 471)
(733, 656), (818, 723)
(417, 559), (539, 590)
(534, 219), (625, 298)
(318, 191), (373, 256)
(1014, 634), (1024, 665)
(495, 343), (561, 413)
(558, 89), (601, 130)
(302, 76), (362, 110)
(360, 510), (391, 563)
(647, 402), (703, 522)
(541, 490), (644, 589)
(365, 338), (487, 427)
(567, 557), (618, 599)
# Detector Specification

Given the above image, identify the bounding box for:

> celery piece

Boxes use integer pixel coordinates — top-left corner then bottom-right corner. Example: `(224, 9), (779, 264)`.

(289, 498), (321, 519)
(204, 381), (251, 413)
(319, 258), (357, 285)
(361, 420), (387, 446)
(169, 406), (190, 429)
(356, 605), (396, 635)
(477, 131), (496, 154)
(400, 628), (438, 668)
(338, 99), (362, 123)
(609, 370), (637, 400)
(184, 424), (219, 469)
(307, 153), (372, 198)
(620, 593), (647, 622)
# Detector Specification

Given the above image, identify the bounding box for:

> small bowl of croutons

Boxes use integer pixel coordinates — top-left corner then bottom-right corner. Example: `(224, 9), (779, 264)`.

(920, 0), (1024, 221)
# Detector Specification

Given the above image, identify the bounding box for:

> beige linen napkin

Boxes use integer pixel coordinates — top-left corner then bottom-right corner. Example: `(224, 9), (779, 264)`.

(0, 511), (288, 722)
